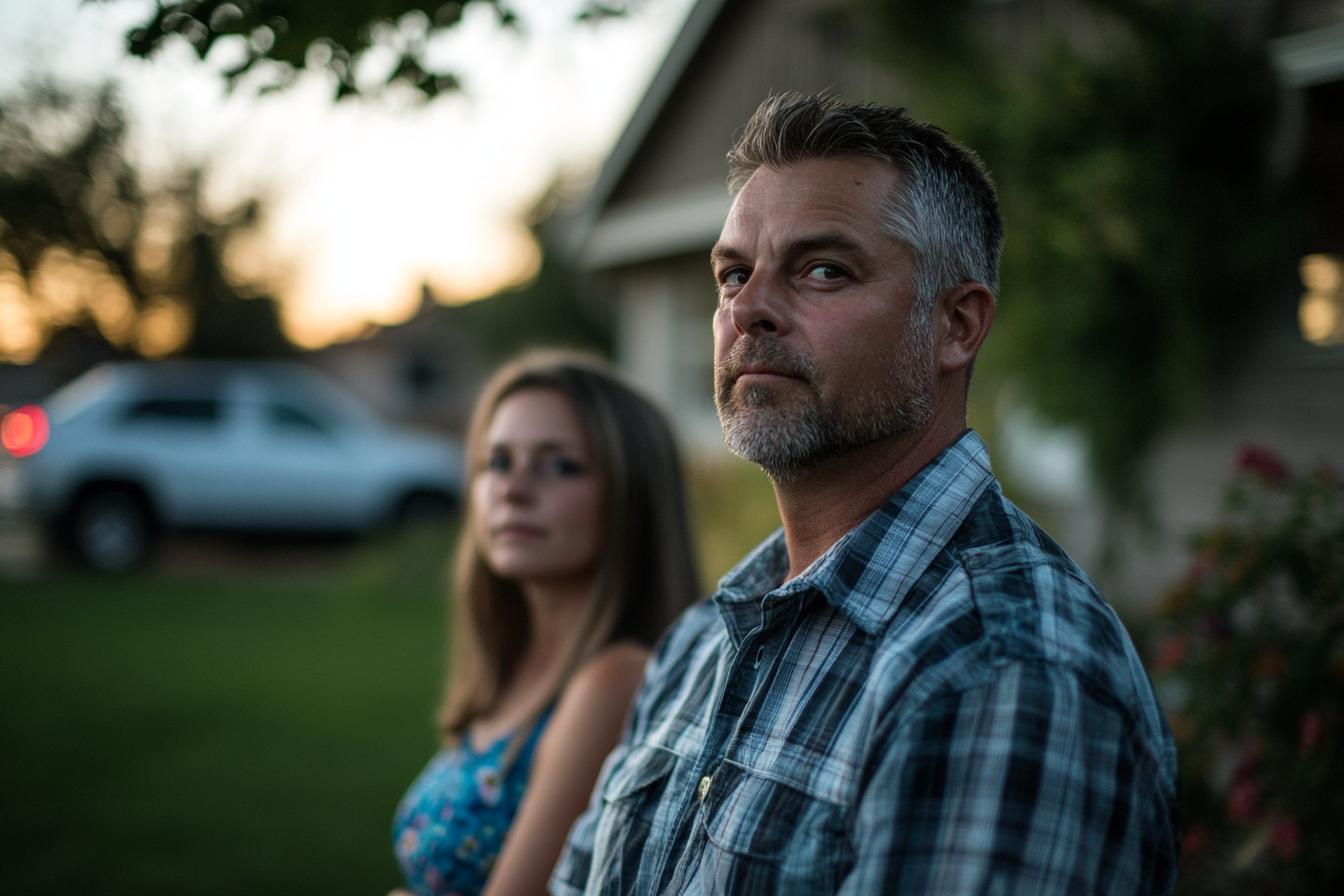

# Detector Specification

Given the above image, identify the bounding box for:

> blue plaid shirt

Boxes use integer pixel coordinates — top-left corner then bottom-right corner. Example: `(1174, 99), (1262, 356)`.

(552, 431), (1179, 896)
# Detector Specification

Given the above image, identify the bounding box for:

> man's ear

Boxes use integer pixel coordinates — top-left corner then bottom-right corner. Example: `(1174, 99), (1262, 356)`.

(935, 282), (995, 374)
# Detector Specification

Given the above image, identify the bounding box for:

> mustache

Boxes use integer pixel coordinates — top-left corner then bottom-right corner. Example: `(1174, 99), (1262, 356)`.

(716, 338), (821, 388)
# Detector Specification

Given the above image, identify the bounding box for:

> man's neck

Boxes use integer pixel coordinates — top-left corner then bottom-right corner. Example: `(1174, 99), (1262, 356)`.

(774, 414), (966, 582)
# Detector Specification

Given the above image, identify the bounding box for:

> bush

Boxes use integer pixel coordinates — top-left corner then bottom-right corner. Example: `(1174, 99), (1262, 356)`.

(1152, 447), (1344, 894)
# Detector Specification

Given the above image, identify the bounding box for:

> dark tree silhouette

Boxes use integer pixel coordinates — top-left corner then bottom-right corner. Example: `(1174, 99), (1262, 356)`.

(92, 0), (637, 101)
(0, 81), (293, 362)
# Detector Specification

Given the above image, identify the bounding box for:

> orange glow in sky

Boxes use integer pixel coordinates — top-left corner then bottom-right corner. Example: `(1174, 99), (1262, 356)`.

(0, 0), (693, 350)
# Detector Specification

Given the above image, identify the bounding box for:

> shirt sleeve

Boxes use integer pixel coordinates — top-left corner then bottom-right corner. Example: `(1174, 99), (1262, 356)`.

(838, 660), (1179, 896)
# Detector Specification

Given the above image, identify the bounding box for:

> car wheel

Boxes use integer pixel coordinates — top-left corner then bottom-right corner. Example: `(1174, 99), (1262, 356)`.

(70, 488), (153, 571)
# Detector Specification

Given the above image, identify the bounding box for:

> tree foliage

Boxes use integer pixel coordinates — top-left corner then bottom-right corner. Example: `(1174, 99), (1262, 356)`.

(0, 81), (292, 363)
(862, 0), (1304, 507)
(93, 0), (637, 100)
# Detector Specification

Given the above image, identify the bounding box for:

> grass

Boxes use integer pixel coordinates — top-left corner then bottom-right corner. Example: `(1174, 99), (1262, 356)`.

(0, 462), (782, 896)
(0, 526), (455, 896)
(688, 454), (782, 592)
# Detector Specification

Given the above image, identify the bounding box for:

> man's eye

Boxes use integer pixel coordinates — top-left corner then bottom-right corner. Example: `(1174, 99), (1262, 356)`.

(805, 264), (845, 282)
(722, 269), (750, 287)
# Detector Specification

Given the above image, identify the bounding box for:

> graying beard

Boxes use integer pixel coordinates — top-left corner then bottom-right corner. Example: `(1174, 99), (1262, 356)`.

(716, 326), (936, 483)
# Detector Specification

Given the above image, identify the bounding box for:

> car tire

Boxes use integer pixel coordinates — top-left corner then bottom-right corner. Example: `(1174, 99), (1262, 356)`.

(69, 487), (153, 572)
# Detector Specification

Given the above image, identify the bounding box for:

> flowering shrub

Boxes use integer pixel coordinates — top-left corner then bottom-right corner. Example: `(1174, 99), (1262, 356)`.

(1153, 446), (1344, 894)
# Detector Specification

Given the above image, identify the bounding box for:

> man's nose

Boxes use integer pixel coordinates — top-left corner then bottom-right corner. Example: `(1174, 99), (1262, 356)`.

(728, 271), (789, 337)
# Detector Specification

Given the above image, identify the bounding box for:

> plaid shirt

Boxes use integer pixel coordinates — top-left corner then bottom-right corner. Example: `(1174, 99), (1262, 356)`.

(552, 431), (1179, 896)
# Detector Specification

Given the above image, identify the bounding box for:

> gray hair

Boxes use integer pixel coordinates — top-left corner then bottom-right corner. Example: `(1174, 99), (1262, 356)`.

(727, 93), (1003, 311)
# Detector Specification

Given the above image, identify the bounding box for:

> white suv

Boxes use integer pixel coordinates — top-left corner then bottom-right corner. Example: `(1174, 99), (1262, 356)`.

(4, 360), (464, 570)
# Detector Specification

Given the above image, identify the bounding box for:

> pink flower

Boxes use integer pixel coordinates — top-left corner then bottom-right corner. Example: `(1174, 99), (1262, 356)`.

(1236, 444), (1291, 485)
(1272, 818), (1301, 861)
(1188, 553), (1217, 582)
(1197, 611), (1233, 643)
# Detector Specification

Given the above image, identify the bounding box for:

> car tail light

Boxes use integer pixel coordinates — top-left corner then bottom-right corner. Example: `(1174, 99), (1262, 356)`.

(1, 405), (49, 458)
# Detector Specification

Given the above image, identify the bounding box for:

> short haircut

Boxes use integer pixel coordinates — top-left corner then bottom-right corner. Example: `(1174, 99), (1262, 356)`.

(727, 93), (1003, 311)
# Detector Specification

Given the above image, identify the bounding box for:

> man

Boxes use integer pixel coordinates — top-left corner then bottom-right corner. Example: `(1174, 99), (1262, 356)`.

(551, 94), (1179, 896)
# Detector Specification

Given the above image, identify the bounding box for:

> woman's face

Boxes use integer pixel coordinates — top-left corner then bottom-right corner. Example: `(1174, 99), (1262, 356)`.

(473, 388), (605, 590)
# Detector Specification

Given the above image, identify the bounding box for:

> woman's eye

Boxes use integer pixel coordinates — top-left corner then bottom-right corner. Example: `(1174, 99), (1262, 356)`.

(486, 451), (510, 474)
(545, 456), (584, 478)
(805, 264), (845, 282)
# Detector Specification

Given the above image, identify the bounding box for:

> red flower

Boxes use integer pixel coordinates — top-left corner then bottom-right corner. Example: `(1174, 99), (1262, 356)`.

(1236, 444), (1291, 486)
(1154, 636), (1187, 673)
(1272, 818), (1301, 862)
(1227, 779), (1263, 823)
(1182, 823), (1210, 857)
(1300, 711), (1323, 755)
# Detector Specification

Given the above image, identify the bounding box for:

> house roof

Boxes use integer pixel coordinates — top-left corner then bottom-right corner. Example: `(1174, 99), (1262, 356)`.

(577, 0), (731, 238)
(564, 0), (896, 271)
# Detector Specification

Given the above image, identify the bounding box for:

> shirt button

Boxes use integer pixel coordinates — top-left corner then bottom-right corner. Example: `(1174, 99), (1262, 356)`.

(698, 775), (713, 801)
(754, 646), (766, 669)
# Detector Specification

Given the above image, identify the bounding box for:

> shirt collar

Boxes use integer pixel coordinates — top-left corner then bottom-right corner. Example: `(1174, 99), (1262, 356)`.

(713, 430), (996, 640)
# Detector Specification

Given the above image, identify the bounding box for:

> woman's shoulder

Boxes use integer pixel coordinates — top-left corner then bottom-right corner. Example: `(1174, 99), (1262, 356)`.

(563, 642), (650, 705)
(531, 643), (650, 770)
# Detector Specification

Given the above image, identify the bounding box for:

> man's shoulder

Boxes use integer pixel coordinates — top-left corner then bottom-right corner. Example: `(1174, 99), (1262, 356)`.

(952, 489), (1116, 651)
(917, 486), (1156, 717)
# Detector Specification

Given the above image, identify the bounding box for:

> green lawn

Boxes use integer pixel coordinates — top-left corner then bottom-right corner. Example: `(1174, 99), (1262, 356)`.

(0, 462), (782, 896)
(0, 526), (454, 896)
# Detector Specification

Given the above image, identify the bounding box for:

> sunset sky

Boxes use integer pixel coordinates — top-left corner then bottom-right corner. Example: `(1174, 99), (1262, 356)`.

(0, 0), (694, 349)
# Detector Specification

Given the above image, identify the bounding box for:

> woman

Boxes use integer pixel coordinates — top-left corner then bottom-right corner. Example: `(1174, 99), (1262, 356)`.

(391, 352), (700, 896)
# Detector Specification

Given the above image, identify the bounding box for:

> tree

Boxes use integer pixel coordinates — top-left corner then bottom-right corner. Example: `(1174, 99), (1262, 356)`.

(0, 81), (292, 364)
(860, 0), (1304, 510)
(92, 0), (638, 101)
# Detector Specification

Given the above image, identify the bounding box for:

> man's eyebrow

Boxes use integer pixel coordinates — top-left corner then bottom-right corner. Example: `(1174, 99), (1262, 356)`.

(710, 233), (869, 268)
(710, 243), (746, 266)
(786, 232), (866, 258)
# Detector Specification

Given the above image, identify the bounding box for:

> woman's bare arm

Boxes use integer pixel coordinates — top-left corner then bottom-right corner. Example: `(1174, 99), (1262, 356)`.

(480, 642), (649, 896)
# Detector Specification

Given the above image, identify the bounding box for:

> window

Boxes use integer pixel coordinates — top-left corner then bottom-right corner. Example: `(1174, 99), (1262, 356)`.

(265, 402), (331, 436)
(1299, 253), (1344, 346)
(123, 399), (221, 424)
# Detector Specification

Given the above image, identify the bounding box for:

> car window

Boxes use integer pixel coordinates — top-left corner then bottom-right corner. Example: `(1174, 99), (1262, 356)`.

(122, 399), (222, 424)
(265, 402), (332, 436)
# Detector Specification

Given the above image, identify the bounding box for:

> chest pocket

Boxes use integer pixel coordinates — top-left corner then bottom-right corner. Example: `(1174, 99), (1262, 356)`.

(697, 761), (851, 893)
(591, 742), (681, 886)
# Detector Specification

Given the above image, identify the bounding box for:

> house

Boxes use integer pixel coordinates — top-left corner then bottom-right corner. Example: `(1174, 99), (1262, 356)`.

(565, 0), (1344, 611)
(566, 0), (898, 449)
(308, 287), (487, 434)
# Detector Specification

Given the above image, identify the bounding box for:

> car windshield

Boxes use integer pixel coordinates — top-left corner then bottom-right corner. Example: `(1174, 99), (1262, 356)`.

(45, 365), (118, 424)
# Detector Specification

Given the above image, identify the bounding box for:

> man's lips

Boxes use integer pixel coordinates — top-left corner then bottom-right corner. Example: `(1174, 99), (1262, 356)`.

(733, 365), (805, 385)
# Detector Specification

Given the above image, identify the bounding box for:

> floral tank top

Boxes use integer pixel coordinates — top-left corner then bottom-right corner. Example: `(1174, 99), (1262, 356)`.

(392, 707), (554, 896)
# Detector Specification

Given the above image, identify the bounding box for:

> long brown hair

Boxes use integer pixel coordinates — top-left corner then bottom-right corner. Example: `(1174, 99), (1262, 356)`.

(437, 350), (700, 746)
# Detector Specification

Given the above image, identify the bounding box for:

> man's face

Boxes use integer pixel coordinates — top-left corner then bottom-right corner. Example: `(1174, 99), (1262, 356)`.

(711, 155), (936, 482)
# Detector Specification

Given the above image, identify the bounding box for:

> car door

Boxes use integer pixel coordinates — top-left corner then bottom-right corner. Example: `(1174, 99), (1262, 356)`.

(227, 377), (373, 530)
(116, 389), (248, 528)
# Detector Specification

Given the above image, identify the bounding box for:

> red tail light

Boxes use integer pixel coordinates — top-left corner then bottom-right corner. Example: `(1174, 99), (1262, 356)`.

(1, 405), (49, 458)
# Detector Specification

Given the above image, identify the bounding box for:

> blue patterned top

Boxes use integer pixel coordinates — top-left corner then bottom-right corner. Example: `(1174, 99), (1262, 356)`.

(393, 707), (554, 896)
